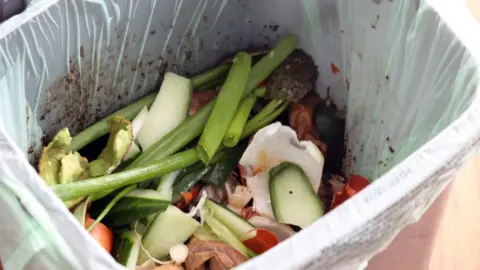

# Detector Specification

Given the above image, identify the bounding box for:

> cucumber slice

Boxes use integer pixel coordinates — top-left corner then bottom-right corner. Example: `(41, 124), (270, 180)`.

(114, 231), (141, 269)
(203, 199), (255, 239)
(138, 205), (200, 264)
(137, 72), (192, 150)
(204, 214), (255, 258)
(269, 162), (324, 228)
(93, 189), (170, 228)
(156, 170), (181, 200)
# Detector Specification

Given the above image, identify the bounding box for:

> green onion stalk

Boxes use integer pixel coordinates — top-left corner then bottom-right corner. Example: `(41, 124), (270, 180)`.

(223, 92), (258, 147)
(53, 149), (199, 201)
(86, 185), (135, 231)
(197, 52), (252, 163)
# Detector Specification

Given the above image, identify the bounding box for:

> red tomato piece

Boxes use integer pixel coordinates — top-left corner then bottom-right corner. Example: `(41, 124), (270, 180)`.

(242, 228), (280, 255)
(85, 216), (114, 253)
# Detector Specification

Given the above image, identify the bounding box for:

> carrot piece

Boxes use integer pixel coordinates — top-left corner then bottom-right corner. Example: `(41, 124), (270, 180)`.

(242, 228), (279, 255)
(178, 184), (202, 209)
(180, 191), (194, 205)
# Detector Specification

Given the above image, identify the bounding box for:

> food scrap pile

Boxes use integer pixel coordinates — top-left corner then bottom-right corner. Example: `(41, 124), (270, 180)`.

(38, 34), (369, 270)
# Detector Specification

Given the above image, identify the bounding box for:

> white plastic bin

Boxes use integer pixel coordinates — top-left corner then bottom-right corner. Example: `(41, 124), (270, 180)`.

(1, 0), (480, 269)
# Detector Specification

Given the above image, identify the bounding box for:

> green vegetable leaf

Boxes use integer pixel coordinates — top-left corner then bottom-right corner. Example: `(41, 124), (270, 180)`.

(38, 128), (72, 186)
(202, 143), (246, 187)
(172, 165), (212, 203)
(89, 116), (133, 177)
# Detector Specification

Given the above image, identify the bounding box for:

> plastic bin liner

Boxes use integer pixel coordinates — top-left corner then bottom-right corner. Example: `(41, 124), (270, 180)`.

(1, 0), (480, 269)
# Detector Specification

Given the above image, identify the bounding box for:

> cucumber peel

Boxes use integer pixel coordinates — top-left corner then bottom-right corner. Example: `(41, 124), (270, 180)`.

(155, 170), (181, 200)
(203, 199), (255, 240)
(114, 231), (141, 269)
(269, 162), (324, 228)
(203, 213), (255, 258)
(138, 205), (200, 264)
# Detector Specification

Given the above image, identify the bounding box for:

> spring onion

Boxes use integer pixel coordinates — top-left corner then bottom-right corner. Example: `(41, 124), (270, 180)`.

(196, 76), (225, 91)
(253, 87), (266, 98)
(69, 94), (156, 152)
(247, 100), (284, 125)
(223, 93), (258, 147)
(241, 102), (289, 139)
(191, 63), (231, 89)
(245, 34), (298, 94)
(197, 52), (252, 163)
(53, 149), (199, 201)
(87, 185), (136, 231)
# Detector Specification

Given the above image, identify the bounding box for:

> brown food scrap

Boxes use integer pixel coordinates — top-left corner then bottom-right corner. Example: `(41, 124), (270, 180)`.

(289, 94), (327, 153)
(266, 49), (318, 102)
(189, 90), (218, 116)
(329, 174), (346, 194)
(330, 63), (341, 75)
(241, 206), (259, 220)
(185, 238), (247, 270)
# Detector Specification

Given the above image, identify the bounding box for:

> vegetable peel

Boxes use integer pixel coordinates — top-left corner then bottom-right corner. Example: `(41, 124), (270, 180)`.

(185, 238), (247, 270)
(38, 128), (72, 186)
(89, 116), (133, 177)
(58, 152), (88, 184)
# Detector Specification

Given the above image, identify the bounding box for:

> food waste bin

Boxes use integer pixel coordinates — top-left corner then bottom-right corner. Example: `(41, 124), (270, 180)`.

(1, 0), (480, 269)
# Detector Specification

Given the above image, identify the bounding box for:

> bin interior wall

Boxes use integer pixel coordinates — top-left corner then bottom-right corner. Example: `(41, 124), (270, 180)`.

(1, 0), (475, 180)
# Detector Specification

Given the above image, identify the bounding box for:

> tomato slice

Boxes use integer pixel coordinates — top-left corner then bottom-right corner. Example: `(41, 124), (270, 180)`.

(85, 216), (114, 253)
(331, 174), (370, 209)
(242, 228), (279, 255)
